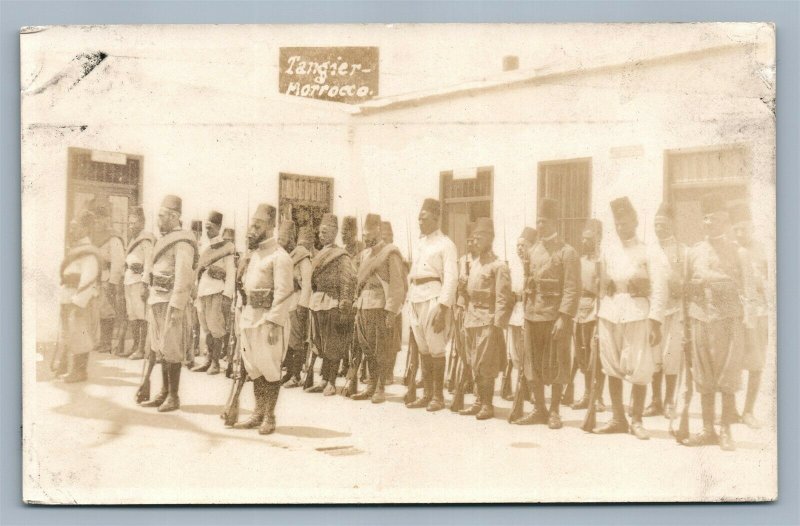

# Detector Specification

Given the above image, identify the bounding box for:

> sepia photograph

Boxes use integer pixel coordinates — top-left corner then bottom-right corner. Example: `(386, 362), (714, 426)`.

(20, 22), (776, 504)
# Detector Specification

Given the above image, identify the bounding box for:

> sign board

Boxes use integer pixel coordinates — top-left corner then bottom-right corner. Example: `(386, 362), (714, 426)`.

(279, 47), (379, 104)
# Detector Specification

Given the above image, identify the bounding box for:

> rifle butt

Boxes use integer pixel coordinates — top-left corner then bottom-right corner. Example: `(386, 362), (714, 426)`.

(223, 378), (245, 427)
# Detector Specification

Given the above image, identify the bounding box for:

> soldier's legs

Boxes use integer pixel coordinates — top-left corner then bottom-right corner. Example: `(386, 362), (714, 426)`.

(513, 321), (550, 425)
(142, 304), (170, 408)
(594, 320), (630, 434)
(742, 315), (767, 428)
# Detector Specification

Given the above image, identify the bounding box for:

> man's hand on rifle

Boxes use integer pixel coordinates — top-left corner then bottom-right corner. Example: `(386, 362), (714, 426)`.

(648, 319), (662, 347)
(432, 303), (449, 334)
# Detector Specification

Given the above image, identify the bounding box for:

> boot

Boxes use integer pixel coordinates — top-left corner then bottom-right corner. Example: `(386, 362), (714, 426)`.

(427, 356), (446, 412)
(351, 373), (377, 400)
(513, 381), (549, 425)
(114, 320), (131, 356)
(53, 350), (69, 378)
(281, 348), (295, 384)
(741, 370), (763, 429)
(682, 393), (719, 446)
(141, 363), (169, 407)
(643, 372), (664, 417)
(206, 337), (221, 375)
(459, 379), (483, 416)
(62, 353), (89, 383)
(548, 384), (563, 429)
(406, 354), (433, 409)
(259, 381), (281, 435)
(98, 318), (114, 353)
(594, 377), (629, 434)
(305, 358), (330, 393)
(129, 321), (148, 360)
(371, 378), (386, 404)
(157, 363), (181, 412)
(629, 384), (649, 440)
(663, 373), (677, 419)
(475, 379), (494, 420)
(323, 359), (338, 396)
(192, 334), (214, 372)
(719, 393), (737, 451)
(233, 377), (268, 429)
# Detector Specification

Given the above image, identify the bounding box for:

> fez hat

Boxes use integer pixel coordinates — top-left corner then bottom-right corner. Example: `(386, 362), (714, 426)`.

(73, 209), (96, 230)
(538, 198), (560, 221)
(610, 197), (637, 221)
(655, 202), (674, 221)
(191, 220), (203, 234)
(728, 202), (751, 224)
(520, 226), (538, 244)
(472, 217), (494, 236)
(207, 210), (223, 226)
(582, 218), (603, 238)
(364, 214), (381, 229)
(252, 204), (276, 223)
(381, 221), (393, 235)
(161, 194), (182, 214)
(320, 213), (338, 229)
(700, 192), (727, 216)
(342, 216), (358, 233)
(278, 220), (297, 240)
(222, 228), (235, 240)
(420, 198), (441, 216)
(298, 225), (315, 245)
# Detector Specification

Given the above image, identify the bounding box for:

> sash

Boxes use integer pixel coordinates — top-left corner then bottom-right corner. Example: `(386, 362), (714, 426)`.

(197, 240), (235, 271)
(356, 243), (402, 289)
(60, 244), (102, 292)
(291, 246), (311, 266)
(311, 245), (348, 275)
(152, 230), (199, 269)
(126, 231), (155, 256)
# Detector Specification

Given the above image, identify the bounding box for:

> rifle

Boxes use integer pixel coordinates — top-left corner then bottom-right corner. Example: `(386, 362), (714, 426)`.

(303, 351), (317, 389)
(402, 216), (420, 401)
(499, 219), (513, 401)
(343, 319), (361, 398)
(445, 329), (459, 393)
(670, 246), (693, 443)
(581, 257), (603, 432)
(221, 338), (246, 426)
(135, 345), (157, 404)
(508, 249), (531, 422)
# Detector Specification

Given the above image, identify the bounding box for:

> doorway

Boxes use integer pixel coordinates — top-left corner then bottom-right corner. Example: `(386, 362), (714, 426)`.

(440, 167), (493, 257)
(278, 173), (334, 250)
(537, 158), (592, 250)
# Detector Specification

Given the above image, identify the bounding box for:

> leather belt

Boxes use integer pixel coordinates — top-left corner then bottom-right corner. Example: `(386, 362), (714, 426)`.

(412, 277), (441, 286)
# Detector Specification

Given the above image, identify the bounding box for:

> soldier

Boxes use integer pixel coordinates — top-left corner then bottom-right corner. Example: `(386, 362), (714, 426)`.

(191, 211), (235, 375)
(140, 195), (198, 412)
(380, 220), (406, 385)
(278, 220), (313, 388)
(451, 222), (478, 412)
(91, 203), (125, 355)
(512, 199), (580, 429)
(184, 220), (204, 368)
(681, 194), (753, 451)
(306, 213), (356, 396)
(569, 219), (606, 412)
(350, 214), (406, 403)
(57, 210), (101, 382)
(460, 217), (514, 419)
(643, 203), (688, 418)
(593, 197), (666, 440)
(729, 203), (767, 429)
(123, 206), (155, 360)
(232, 204), (293, 435)
(405, 198), (458, 411)
(340, 216), (364, 381)
(220, 227), (237, 363)
(507, 227), (537, 409)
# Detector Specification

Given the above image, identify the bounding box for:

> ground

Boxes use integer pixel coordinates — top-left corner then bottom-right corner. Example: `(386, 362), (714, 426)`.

(24, 343), (777, 504)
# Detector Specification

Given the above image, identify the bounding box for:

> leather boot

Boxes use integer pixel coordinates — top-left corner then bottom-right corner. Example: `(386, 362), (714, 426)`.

(323, 359), (338, 396)
(351, 366), (377, 401)
(643, 372), (664, 417)
(459, 378), (483, 416)
(305, 358), (330, 393)
(281, 347), (295, 384)
(158, 363), (181, 412)
(741, 370), (763, 429)
(371, 377), (386, 404)
(141, 363), (169, 407)
(594, 376), (629, 434)
(233, 377), (268, 429)
(513, 380), (548, 425)
(406, 354), (433, 409)
(62, 353), (89, 383)
(682, 393), (719, 446)
(629, 384), (649, 440)
(548, 384), (563, 429)
(128, 321), (146, 360)
(192, 334), (214, 372)
(206, 337), (221, 375)
(476, 379), (494, 420)
(427, 356), (446, 412)
(719, 393), (737, 451)
(259, 381), (281, 435)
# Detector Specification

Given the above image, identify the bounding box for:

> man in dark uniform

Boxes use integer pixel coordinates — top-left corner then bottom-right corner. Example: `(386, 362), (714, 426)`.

(306, 213), (356, 396)
(513, 198), (580, 430)
(91, 203), (125, 355)
(460, 217), (514, 419)
(451, 222), (478, 412)
(122, 206), (155, 359)
(681, 193), (753, 451)
(730, 203), (768, 429)
(380, 220), (406, 385)
(350, 214), (406, 403)
(278, 220), (312, 387)
(507, 226), (537, 410)
(140, 195), (198, 412)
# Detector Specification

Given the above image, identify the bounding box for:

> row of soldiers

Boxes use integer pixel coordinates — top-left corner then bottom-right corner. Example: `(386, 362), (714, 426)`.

(56, 191), (767, 449)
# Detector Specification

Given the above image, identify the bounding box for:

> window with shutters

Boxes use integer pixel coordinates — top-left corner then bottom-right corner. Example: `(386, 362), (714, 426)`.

(440, 167), (493, 257)
(278, 173), (334, 250)
(537, 158), (592, 250)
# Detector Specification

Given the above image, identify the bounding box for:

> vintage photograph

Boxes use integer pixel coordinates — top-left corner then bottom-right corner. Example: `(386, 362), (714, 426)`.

(20, 23), (776, 504)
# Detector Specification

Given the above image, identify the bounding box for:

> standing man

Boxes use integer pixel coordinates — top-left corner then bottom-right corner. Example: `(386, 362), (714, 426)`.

(451, 222), (478, 412)
(123, 206), (155, 360)
(405, 198), (458, 410)
(57, 210), (101, 382)
(92, 203), (125, 355)
(643, 203), (688, 418)
(350, 214), (406, 403)
(730, 203), (768, 429)
(140, 195), (198, 413)
(192, 210), (235, 375)
(184, 220), (204, 369)
(681, 194), (752, 451)
(461, 217), (514, 419)
(232, 204), (293, 435)
(340, 215), (364, 380)
(507, 226), (537, 411)
(278, 220), (313, 387)
(380, 220), (406, 384)
(569, 219), (606, 412)
(593, 197), (666, 440)
(306, 213), (356, 396)
(220, 226), (237, 363)
(513, 199), (580, 429)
